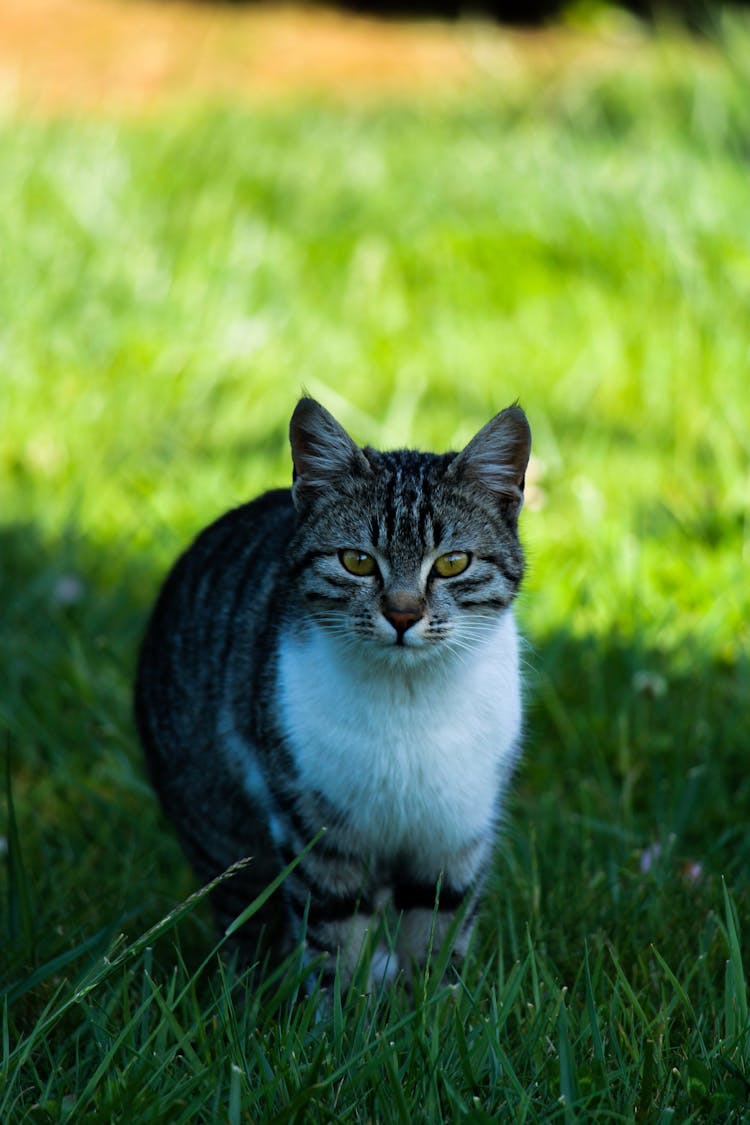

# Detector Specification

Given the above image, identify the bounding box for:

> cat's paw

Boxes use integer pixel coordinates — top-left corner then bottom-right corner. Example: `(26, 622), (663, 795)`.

(368, 945), (400, 990)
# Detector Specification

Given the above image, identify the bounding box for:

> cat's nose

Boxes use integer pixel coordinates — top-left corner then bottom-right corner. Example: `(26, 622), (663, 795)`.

(382, 595), (424, 638)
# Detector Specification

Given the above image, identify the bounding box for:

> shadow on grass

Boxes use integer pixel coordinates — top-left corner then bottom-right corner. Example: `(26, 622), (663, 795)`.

(0, 521), (212, 998)
(2, 517), (748, 999)
(497, 622), (749, 972)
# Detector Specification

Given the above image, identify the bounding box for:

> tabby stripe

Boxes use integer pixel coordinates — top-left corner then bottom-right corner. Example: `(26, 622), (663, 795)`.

(416, 493), (430, 546)
(277, 812), (359, 860)
(287, 549), (330, 580)
(301, 891), (369, 929)
(283, 807), (317, 848)
(275, 827), (334, 873)
(461, 894), (482, 930)
(275, 793), (348, 854)
(485, 553), (522, 585)
(384, 470), (397, 542)
(280, 835), (363, 905)
(369, 514), (381, 548)
(421, 463), (437, 546)
(254, 725), (297, 779)
(311, 787), (343, 824)
(187, 519), (244, 602)
(269, 787), (321, 845)
(286, 874), (371, 920)
(393, 880), (466, 913)
(314, 830), (359, 860)
(218, 547), (264, 672)
(304, 591), (348, 606)
(188, 525), (252, 642)
(453, 574), (495, 592)
(285, 858), (336, 904)
(322, 575), (356, 590)
(457, 596), (510, 610)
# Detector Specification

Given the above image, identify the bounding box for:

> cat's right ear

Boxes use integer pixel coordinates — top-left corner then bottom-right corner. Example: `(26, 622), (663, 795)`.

(446, 404), (531, 517)
(289, 398), (371, 508)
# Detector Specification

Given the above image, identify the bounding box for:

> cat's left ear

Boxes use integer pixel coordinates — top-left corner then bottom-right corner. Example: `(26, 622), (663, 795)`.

(447, 405), (531, 515)
(289, 397), (371, 508)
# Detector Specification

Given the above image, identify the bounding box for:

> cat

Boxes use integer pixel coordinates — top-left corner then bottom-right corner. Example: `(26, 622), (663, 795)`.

(134, 396), (531, 992)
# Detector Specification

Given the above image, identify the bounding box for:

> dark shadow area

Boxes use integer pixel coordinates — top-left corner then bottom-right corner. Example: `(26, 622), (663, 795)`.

(334, 0), (564, 21)
(503, 622), (750, 966)
(0, 521), (212, 1002)
(205, 0), (745, 31)
(2, 515), (748, 1003)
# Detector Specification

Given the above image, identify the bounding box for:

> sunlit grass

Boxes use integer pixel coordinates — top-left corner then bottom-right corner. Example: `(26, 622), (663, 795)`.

(2, 13), (749, 1121)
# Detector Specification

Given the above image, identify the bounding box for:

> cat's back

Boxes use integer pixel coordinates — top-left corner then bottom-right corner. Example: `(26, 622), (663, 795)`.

(135, 488), (294, 771)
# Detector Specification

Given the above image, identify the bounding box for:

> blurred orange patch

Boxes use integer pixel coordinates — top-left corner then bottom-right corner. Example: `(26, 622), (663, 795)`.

(0, 0), (634, 114)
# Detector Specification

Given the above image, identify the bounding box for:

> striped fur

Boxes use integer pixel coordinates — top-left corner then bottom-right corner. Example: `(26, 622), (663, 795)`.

(135, 397), (531, 989)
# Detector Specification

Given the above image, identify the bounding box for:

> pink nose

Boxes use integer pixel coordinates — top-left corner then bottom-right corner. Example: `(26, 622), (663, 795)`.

(384, 607), (421, 636)
(382, 594), (424, 638)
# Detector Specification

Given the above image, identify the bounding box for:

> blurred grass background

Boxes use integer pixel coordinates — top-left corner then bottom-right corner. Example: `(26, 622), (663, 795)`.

(1, 3), (750, 1120)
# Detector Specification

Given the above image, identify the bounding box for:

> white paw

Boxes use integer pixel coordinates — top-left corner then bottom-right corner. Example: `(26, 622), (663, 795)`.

(368, 946), (400, 988)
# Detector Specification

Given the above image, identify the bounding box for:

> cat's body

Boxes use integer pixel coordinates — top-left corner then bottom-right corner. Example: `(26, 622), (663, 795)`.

(135, 398), (531, 988)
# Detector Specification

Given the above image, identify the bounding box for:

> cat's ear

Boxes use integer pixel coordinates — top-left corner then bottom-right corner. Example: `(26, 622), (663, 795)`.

(289, 397), (371, 507)
(447, 405), (531, 515)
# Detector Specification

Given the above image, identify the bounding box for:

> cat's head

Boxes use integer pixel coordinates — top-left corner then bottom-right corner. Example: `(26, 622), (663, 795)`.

(288, 397), (531, 661)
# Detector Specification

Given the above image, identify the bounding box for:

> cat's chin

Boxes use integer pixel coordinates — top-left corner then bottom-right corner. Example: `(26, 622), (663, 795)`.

(369, 636), (445, 667)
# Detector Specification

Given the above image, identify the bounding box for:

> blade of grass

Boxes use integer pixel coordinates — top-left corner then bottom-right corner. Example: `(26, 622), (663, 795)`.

(584, 942), (605, 1064)
(228, 1062), (242, 1125)
(635, 1039), (656, 1125)
(5, 747), (33, 951)
(383, 1041), (412, 1125)
(722, 879), (748, 1038)
(558, 991), (580, 1116)
(61, 992), (155, 1119)
(3, 923), (117, 1005)
(225, 828), (326, 937)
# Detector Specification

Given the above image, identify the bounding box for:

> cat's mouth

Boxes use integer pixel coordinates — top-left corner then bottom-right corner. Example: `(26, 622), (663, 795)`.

(377, 622), (433, 655)
(379, 616), (427, 650)
(377, 639), (434, 668)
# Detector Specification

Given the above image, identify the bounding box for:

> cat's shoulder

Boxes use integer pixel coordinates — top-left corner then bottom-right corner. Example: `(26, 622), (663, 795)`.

(177, 487), (295, 559)
(203, 487), (294, 537)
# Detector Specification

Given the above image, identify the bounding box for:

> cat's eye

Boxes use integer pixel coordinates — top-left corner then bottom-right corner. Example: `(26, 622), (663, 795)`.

(432, 551), (471, 578)
(339, 549), (377, 577)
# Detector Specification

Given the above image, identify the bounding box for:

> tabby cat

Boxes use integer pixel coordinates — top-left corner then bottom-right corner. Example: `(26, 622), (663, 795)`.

(135, 397), (531, 990)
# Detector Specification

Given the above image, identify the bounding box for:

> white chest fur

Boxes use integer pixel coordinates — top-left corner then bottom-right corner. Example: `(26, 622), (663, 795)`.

(276, 615), (522, 868)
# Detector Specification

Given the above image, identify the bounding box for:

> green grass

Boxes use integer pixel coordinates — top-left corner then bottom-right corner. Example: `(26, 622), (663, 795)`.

(2, 12), (750, 1121)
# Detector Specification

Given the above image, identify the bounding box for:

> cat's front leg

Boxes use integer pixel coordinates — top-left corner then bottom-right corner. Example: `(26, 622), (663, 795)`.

(301, 909), (401, 996)
(282, 843), (398, 993)
(394, 835), (493, 982)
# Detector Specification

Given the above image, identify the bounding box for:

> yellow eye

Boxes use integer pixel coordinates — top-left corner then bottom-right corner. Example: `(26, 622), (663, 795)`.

(433, 551), (470, 578)
(340, 549), (377, 577)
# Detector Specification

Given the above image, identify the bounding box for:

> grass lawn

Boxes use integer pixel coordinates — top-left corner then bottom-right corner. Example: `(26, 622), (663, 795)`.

(2, 10), (750, 1121)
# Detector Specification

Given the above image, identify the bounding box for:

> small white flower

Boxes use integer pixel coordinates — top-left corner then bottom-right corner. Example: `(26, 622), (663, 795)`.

(52, 574), (85, 606)
(640, 842), (662, 874)
(632, 671), (667, 699)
